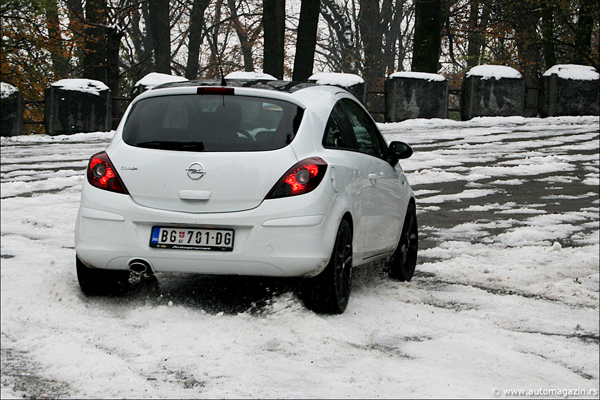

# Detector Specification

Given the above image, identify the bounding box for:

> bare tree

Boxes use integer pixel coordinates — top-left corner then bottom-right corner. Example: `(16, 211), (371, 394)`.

(465, 0), (491, 68)
(263, 0), (285, 78)
(149, 0), (171, 73)
(412, 0), (442, 72)
(319, 0), (358, 73)
(293, 0), (320, 81)
(83, 0), (108, 81)
(227, 0), (263, 72)
(186, 0), (212, 79)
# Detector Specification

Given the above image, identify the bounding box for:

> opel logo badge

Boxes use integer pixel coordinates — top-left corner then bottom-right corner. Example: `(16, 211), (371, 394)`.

(186, 162), (206, 180)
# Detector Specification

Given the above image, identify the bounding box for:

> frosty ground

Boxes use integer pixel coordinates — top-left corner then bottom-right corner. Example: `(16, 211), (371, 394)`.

(1, 116), (599, 399)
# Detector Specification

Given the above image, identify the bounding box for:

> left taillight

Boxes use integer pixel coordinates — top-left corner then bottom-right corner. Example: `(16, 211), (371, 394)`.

(266, 157), (328, 199)
(86, 152), (129, 194)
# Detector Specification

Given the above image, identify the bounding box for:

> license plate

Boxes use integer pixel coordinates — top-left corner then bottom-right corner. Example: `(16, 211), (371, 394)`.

(150, 227), (234, 251)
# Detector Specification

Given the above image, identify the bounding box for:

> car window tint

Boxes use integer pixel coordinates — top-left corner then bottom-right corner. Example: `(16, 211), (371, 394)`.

(122, 94), (304, 152)
(342, 99), (386, 159)
(323, 102), (358, 151)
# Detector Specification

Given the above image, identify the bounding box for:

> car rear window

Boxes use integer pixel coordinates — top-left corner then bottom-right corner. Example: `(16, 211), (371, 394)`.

(122, 94), (304, 152)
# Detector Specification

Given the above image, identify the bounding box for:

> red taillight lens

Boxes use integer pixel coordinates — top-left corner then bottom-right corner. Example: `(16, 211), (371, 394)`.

(87, 152), (129, 194)
(267, 157), (328, 199)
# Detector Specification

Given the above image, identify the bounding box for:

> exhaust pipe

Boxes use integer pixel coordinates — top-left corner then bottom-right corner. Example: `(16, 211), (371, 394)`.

(129, 260), (149, 274)
(128, 259), (153, 282)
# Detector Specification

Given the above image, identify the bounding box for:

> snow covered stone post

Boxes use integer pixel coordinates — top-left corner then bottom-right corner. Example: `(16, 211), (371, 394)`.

(460, 65), (525, 121)
(225, 71), (277, 81)
(308, 73), (366, 105)
(384, 72), (448, 122)
(540, 65), (599, 117)
(132, 72), (189, 98)
(1, 83), (24, 137)
(44, 79), (111, 135)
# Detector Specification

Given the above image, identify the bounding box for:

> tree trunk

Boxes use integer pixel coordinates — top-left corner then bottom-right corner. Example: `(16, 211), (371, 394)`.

(45, 1), (69, 79)
(540, 0), (556, 68)
(128, 4), (154, 82)
(359, 0), (385, 90)
(411, 0), (442, 73)
(83, 0), (108, 82)
(149, 0), (171, 74)
(292, 0), (320, 81)
(263, 0), (285, 79)
(206, 0), (224, 78)
(185, 0), (211, 79)
(573, 0), (596, 67)
(320, 0), (357, 73)
(466, 0), (490, 69)
(382, 0), (403, 75)
(106, 26), (124, 94)
(65, 0), (85, 75)
(227, 0), (262, 72)
(508, 1), (541, 116)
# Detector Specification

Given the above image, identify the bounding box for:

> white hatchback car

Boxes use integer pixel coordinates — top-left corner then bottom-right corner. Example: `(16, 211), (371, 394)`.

(75, 80), (417, 314)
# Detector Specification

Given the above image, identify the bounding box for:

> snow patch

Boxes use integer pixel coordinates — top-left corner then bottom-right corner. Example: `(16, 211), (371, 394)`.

(388, 71), (446, 82)
(1, 82), (18, 99)
(134, 73), (188, 90)
(543, 64), (599, 81)
(466, 65), (523, 80)
(225, 71), (277, 81)
(308, 72), (364, 87)
(51, 79), (109, 96)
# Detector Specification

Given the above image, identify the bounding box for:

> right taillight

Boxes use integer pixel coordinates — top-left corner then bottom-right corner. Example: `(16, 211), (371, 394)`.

(266, 157), (328, 199)
(86, 152), (129, 194)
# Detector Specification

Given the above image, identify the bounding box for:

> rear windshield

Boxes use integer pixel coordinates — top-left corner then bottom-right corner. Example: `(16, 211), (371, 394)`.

(122, 94), (304, 152)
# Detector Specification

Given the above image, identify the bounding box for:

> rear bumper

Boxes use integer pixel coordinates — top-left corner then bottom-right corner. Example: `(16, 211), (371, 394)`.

(75, 182), (340, 278)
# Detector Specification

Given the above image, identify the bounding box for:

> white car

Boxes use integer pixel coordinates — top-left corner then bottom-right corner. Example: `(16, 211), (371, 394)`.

(75, 80), (417, 314)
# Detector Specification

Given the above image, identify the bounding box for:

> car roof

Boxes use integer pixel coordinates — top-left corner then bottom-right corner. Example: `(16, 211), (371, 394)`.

(137, 79), (355, 120)
(154, 79), (319, 93)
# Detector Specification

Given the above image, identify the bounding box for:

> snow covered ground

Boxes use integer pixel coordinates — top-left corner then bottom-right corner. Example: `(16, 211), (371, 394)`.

(1, 116), (599, 399)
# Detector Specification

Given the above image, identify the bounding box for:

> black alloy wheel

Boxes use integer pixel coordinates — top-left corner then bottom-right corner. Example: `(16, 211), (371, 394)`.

(300, 219), (353, 314)
(76, 256), (131, 296)
(389, 202), (418, 281)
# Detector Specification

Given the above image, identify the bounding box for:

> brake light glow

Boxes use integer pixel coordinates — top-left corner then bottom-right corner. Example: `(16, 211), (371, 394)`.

(196, 87), (235, 95)
(267, 157), (327, 199)
(87, 152), (129, 194)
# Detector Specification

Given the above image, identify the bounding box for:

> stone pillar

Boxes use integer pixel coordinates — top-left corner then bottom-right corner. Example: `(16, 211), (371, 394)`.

(540, 64), (599, 117)
(132, 72), (189, 98)
(308, 73), (366, 105)
(384, 72), (448, 122)
(461, 65), (525, 121)
(45, 79), (111, 135)
(1, 83), (24, 137)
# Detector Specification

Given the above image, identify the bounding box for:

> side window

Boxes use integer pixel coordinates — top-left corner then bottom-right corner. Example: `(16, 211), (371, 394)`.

(323, 102), (358, 151)
(342, 99), (387, 159)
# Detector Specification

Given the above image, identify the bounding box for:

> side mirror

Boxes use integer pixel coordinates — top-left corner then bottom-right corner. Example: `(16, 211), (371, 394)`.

(389, 141), (413, 160)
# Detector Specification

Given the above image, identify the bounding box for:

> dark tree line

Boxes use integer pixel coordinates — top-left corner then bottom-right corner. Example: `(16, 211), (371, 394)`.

(1, 0), (598, 111)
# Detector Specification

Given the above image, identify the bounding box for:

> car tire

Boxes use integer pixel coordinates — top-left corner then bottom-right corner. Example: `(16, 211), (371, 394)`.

(389, 202), (418, 281)
(76, 256), (131, 296)
(300, 219), (353, 314)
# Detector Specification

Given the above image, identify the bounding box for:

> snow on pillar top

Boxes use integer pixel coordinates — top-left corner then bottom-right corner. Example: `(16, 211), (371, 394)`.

(542, 64), (599, 81)
(388, 71), (446, 82)
(225, 71), (277, 81)
(134, 73), (189, 91)
(466, 65), (523, 80)
(1, 82), (19, 99)
(51, 79), (109, 95)
(308, 72), (364, 87)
